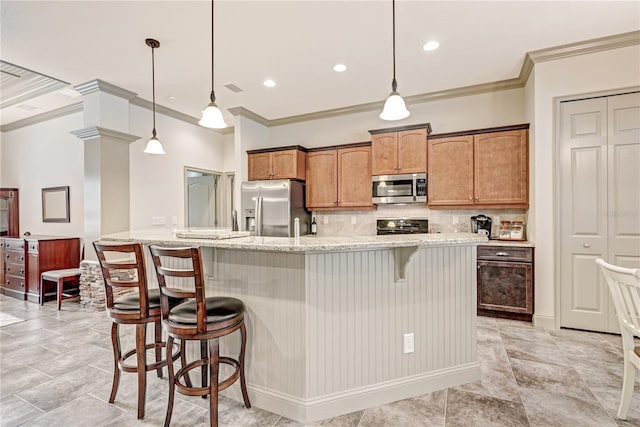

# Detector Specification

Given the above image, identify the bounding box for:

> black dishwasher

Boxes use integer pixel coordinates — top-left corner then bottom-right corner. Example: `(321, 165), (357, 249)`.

(477, 245), (534, 322)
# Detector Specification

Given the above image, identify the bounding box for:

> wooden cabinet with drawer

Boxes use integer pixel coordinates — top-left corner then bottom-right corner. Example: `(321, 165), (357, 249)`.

(0, 236), (80, 303)
(477, 245), (534, 321)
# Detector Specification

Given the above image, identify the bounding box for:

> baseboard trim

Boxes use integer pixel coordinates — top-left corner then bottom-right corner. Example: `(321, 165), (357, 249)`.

(223, 362), (480, 423)
(533, 314), (556, 330)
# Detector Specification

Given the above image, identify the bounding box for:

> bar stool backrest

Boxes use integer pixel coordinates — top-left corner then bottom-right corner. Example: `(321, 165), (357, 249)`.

(148, 245), (207, 333)
(93, 241), (151, 319)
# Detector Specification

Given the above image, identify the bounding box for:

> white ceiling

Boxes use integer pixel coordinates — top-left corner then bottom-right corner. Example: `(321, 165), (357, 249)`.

(1, 1), (639, 127)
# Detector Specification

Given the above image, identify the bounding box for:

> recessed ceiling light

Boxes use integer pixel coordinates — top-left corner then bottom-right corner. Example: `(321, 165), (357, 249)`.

(333, 64), (347, 72)
(423, 40), (440, 51)
(263, 79), (276, 88)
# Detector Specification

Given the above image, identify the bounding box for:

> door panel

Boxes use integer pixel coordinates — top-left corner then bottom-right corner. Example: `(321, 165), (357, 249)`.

(397, 129), (427, 173)
(560, 97), (610, 331)
(371, 134), (397, 175)
(306, 151), (337, 208)
(560, 92), (640, 333)
(337, 146), (372, 207)
(427, 136), (474, 206)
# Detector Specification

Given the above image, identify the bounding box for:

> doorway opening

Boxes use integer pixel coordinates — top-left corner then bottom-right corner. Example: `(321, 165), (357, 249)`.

(184, 167), (222, 229)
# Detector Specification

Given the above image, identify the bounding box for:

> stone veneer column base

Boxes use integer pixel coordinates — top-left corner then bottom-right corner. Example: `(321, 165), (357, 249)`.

(79, 260), (133, 310)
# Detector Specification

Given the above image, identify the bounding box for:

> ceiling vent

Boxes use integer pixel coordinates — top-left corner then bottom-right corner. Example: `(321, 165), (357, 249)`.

(224, 83), (243, 93)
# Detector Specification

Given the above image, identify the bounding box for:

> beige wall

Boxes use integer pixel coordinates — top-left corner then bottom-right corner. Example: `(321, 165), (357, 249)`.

(531, 45), (640, 327)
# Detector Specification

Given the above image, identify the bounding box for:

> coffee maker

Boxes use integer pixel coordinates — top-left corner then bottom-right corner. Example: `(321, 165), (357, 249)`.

(471, 214), (492, 237)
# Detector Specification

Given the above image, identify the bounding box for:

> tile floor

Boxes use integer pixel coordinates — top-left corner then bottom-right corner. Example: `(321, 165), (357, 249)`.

(1, 294), (639, 427)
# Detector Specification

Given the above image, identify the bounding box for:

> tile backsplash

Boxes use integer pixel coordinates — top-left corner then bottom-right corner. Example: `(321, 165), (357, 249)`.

(313, 205), (528, 239)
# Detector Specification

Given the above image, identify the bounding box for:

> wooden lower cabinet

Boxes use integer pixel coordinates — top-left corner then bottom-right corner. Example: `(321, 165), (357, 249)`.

(0, 236), (80, 303)
(477, 245), (534, 321)
(306, 145), (373, 210)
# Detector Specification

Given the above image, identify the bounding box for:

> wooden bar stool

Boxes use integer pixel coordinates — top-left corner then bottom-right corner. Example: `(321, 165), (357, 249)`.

(149, 245), (251, 427)
(93, 241), (181, 420)
(40, 268), (81, 310)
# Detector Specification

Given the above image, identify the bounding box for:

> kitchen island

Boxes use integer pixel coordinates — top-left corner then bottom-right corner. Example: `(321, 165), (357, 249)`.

(99, 230), (485, 423)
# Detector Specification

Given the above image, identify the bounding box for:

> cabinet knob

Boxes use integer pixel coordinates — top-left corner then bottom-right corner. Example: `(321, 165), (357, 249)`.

(5, 254), (9, 259)
(20, 269), (24, 274)
(20, 256), (24, 261)
(20, 283), (24, 288)
(583, 243), (590, 248)
(475, 197), (479, 202)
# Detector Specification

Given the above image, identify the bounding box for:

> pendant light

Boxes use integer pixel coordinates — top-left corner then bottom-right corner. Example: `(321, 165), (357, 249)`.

(143, 38), (165, 154)
(199, 0), (227, 129)
(380, 0), (410, 121)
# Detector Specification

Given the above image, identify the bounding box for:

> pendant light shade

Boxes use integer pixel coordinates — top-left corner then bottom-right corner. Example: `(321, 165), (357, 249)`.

(380, 0), (410, 121)
(200, 0), (227, 129)
(144, 38), (165, 154)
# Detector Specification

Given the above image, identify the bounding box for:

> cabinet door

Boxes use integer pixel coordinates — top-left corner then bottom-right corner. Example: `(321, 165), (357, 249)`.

(397, 129), (427, 173)
(371, 133), (398, 175)
(428, 136), (474, 206)
(272, 149), (305, 180)
(337, 146), (372, 207)
(474, 130), (528, 206)
(306, 151), (338, 208)
(248, 153), (272, 180)
(477, 260), (533, 314)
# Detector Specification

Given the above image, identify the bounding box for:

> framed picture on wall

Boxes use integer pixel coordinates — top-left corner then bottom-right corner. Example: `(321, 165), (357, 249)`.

(42, 186), (70, 223)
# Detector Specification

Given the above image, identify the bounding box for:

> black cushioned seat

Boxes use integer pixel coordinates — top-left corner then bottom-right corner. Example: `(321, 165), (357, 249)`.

(168, 297), (245, 325)
(113, 288), (162, 311)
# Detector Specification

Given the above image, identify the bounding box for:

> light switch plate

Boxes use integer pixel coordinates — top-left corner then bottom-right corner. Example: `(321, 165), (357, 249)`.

(323, 215), (329, 224)
(152, 216), (166, 225)
(351, 216), (357, 225)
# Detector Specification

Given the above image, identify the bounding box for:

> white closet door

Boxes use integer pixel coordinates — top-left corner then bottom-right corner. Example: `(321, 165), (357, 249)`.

(560, 97), (609, 331)
(559, 92), (640, 332)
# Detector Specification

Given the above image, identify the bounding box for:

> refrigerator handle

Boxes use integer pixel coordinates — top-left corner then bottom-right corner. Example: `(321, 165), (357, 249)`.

(256, 196), (263, 236)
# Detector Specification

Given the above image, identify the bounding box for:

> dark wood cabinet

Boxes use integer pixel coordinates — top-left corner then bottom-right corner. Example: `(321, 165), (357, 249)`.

(0, 188), (19, 237)
(477, 245), (534, 321)
(1, 236), (80, 303)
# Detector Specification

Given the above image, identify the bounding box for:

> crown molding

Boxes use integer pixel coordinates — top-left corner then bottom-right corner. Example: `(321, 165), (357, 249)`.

(71, 126), (140, 143)
(0, 102), (83, 132)
(228, 107), (270, 127)
(74, 79), (137, 100)
(131, 97), (233, 134)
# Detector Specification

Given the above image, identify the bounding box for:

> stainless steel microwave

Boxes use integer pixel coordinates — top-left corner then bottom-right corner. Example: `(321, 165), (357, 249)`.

(372, 173), (427, 204)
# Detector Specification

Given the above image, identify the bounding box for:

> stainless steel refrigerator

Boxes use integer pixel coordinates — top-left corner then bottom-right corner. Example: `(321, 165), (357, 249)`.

(241, 180), (310, 237)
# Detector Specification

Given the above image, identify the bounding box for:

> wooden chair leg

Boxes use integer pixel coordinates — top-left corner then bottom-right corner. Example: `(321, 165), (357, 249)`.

(209, 338), (220, 427)
(154, 321), (163, 378)
(239, 322), (251, 408)
(201, 339), (208, 397)
(40, 278), (45, 306)
(109, 322), (121, 403)
(181, 340), (193, 388)
(57, 278), (64, 310)
(164, 336), (176, 427)
(135, 323), (147, 419)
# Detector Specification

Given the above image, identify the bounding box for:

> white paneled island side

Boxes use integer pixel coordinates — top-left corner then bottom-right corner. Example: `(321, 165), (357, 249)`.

(99, 230), (485, 423)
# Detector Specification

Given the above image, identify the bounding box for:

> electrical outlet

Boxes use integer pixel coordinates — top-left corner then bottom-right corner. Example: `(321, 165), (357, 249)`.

(452, 215), (459, 225)
(152, 216), (166, 226)
(172, 216), (178, 225)
(351, 216), (357, 225)
(403, 333), (414, 354)
(324, 215), (329, 224)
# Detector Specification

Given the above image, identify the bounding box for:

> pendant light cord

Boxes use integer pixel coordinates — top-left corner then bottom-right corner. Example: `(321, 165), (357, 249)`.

(391, 0), (397, 92)
(210, 0), (216, 103)
(151, 44), (157, 137)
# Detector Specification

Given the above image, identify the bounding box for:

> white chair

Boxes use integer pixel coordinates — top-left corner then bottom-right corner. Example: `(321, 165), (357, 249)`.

(596, 258), (640, 419)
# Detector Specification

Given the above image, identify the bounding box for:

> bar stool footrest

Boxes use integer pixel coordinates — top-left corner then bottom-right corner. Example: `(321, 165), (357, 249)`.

(174, 356), (240, 396)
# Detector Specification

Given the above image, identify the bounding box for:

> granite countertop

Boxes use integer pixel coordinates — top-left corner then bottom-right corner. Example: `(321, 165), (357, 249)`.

(100, 229), (488, 253)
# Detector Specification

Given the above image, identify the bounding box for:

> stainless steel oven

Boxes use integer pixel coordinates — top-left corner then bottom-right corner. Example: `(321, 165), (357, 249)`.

(372, 173), (426, 204)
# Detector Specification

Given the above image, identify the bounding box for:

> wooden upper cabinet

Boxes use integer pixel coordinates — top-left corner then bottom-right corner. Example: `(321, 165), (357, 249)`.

(397, 129), (427, 173)
(306, 145), (374, 210)
(427, 127), (529, 209)
(428, 136), (474, 206)
(371, 127), (427, 175)
(474, 130), (528, 206)
(337, 146), (372, 207)
(306, 150), (338, 208)
(248, 148), (306, 181)
(371, 133), (397, 175)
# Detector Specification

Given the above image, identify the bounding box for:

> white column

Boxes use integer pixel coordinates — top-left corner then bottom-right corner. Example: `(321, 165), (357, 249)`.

(71, 80), (140, 259)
